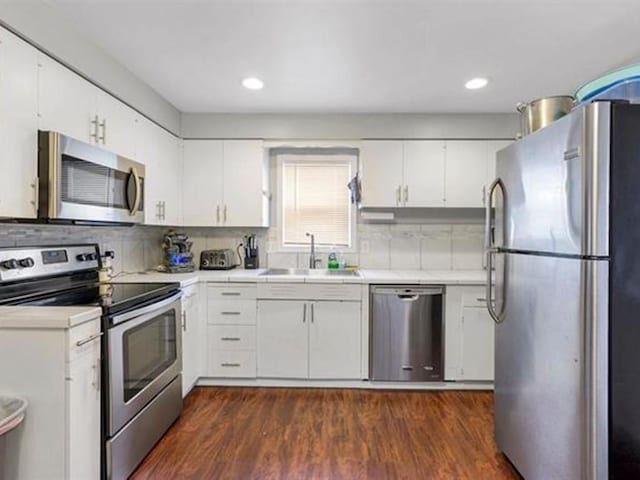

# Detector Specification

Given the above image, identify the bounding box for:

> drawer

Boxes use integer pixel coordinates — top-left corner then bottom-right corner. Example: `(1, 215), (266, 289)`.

(208, 283), (257, 300)
(208, 300), (257, 325)
(208, 350), (256, 378)
(208, 325), (256, 351)
(67, 318), (101, 362)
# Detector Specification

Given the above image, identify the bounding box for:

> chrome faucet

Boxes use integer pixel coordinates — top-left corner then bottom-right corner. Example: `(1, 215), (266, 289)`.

(305, 232), (319, 269)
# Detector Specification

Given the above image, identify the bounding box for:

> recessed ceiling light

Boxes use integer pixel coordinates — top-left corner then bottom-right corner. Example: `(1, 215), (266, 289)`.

(465, 77), (489, 90)
(242, 77), (264, 90)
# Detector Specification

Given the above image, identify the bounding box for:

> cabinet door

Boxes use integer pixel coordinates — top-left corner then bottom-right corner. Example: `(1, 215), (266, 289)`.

(181, 287), (200, 396)
(309, 301), (361, 379)
(257, 300), (308, 378)
(222, 140), (266, 227)
(403, 141), (446, 207)
(138, 117), (164, 224)
(444, 141), (488, 208)
(38, 54), (98, 144)
(486, 140), (512, 185)
(460, 306), (495, 381)
(67, 342), (101, 480)
(96, 91), (138, 159)
(360, 141), (404, 207)
(159, 131), (182, 226)
(0, 29), (38, 218)
(182, 140), (223, 226)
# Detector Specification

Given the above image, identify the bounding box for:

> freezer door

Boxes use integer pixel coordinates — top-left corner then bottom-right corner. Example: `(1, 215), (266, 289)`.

(494, 252), (608, 480)
(493, 101), (610, 257)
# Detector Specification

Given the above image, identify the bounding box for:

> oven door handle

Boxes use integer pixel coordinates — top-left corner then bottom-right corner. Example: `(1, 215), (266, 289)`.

(109, 292), (183, 327)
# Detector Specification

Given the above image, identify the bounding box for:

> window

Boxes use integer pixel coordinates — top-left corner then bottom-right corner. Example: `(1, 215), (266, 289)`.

(277, 150), (356, 249)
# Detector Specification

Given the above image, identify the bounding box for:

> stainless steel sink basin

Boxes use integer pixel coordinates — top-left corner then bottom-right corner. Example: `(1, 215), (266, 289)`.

(260, 268), (360, 277)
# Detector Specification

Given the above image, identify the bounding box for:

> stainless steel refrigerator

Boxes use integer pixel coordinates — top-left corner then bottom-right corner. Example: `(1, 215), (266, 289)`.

(485, 100), (640, 479)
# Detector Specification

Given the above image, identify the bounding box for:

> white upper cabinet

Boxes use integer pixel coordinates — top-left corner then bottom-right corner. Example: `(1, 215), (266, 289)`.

(138, 117), (182, 226)
(403, 140), (446, 207)
(0, 28), (39, 219)
(360, 141), (404, 208)
(96, 90), (138, 159)
(486, 140), (512, 185)
(38, 54), (138, 159)
(222, 140), (267, 227)
(182, 139), (268, 227)
(444, 141), (488, 208)
(182, 140), (224, 226)
(37, 54), (99, 144)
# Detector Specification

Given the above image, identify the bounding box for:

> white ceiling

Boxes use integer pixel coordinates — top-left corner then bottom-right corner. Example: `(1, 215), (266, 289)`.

(47, 0), (640, 113)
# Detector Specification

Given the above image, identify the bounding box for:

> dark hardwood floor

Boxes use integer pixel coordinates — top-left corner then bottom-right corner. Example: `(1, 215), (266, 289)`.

(131, 387), (520, 480)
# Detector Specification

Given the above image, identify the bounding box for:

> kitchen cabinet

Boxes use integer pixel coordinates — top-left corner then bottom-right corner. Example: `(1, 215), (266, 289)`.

(444, 286), (494, 381)
(360, 141), (404, 207)
(182, 140), (224, 226)
(403, 141), (446, 207)
(486, 140), (512, 187)
(0, 28), (39, 219)
(181, 284), (201, 396)
(206, 284), (258, 378)
(139, 117), (182, 226)
(257, 296), (361, 379)
(0, 317), (102, 479)
(443, 141), (488, 208)
(182, 139), (268, 227)
(38, 54), (138, 159)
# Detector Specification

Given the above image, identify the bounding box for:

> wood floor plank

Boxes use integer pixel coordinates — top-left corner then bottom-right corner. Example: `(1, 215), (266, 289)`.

(130, 387), (520, 480)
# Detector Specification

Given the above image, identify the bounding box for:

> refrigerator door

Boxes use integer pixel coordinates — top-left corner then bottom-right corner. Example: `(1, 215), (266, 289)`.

(493, 101), (610, 257)
(494, 252), (608, 480)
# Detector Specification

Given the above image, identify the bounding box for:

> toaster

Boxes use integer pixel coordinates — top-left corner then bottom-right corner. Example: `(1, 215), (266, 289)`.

(200, 249), (237, 270)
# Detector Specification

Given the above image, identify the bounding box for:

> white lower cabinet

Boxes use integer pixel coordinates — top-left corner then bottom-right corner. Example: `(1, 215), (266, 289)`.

(181, 284), (201, 396)
(206, 283), (258, 378)
(0, 317), (101, 480)
(444, 286), (495, 381)
(257, 298), (362, 380)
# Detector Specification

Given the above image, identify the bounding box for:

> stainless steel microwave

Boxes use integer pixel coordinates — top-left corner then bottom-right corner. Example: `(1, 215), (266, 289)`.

(37, 131), (145, 224)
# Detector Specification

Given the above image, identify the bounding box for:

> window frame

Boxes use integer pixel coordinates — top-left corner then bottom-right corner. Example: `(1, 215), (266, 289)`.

(275, 153), (358, 254)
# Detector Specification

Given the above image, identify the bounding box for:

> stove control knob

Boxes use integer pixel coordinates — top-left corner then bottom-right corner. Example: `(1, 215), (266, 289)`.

(0, 259), (19, 270)
(18, 257), (35, 268)
(77, 253), (97, 262)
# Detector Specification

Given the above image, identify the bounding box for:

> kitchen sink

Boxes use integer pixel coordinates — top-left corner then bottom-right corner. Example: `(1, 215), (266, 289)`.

(260, 268), (360, 277)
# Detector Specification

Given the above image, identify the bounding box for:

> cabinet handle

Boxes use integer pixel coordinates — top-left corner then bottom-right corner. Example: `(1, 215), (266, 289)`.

(220, 311), (241, 315)
(93, 359), (101, 391)
(162, 201), (166, 220)
(220, 292), (241, 296)
(98, 118), (106, 144)
(216, 205), (220, 223)
(223, 205), (228, 223)
(396, 186), (401, 206)
(303, 303), (307, 323)
(31, 177), (39, 212)
(220, 337), (241, 341)
(310, 303), (315, 323)
(482, 186), (486, 206)
(90, 115), (100, 143)
(476, 297), (487, 302)
(156, 201), (162, 220)
(221, 363), (241, 368)
(182, 311), (187, 331)
(76, 332), (103, 347)
(403, 185), (409, 204)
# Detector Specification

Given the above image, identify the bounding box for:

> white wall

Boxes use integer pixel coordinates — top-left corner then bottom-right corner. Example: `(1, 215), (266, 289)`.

(0, 2), (181, 135)
(181, 113), (519, 140)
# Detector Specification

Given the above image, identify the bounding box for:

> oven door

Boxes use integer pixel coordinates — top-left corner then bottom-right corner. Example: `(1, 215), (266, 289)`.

(39, 131), (145, 224)
(107, 292), (182, 435)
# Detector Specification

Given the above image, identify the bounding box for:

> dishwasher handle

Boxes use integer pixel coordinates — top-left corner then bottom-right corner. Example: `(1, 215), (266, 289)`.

(371, 286), (443, 296)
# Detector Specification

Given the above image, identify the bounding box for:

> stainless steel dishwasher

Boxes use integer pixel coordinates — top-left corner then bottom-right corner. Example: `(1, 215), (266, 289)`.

(370, 286), (444, 381)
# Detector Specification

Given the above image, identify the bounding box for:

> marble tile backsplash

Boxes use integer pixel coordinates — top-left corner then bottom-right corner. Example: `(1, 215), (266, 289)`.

(0, 220), (485, 274)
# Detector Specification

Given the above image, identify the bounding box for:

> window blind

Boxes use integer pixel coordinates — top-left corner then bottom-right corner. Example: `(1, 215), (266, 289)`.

(281, 157), (352, 247)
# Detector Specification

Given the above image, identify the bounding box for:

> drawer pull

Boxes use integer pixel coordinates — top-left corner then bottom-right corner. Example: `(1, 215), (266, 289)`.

(221, 311), (241, 315)
(221, 292), (241, 296)
(476, 298), (487, 302)
(221, 363), (241, 368)
(220, 337), (241, 341)
(76, 332), (103, 347)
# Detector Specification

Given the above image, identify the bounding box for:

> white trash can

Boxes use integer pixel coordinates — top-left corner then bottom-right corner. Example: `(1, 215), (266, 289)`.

(0, 396), (28, 480)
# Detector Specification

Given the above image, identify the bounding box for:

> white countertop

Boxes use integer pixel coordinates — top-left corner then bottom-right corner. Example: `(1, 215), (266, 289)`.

(0, 306), (102, 329)
(114, 268), (486, 286)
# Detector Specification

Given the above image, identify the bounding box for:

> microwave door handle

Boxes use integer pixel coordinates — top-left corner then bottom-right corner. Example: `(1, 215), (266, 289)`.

(126, 167), (141, 216)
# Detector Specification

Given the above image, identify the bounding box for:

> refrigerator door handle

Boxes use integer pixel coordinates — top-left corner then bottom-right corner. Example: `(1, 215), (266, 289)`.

(484, 178), (504, 249)
(486, 248), (503, 324)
